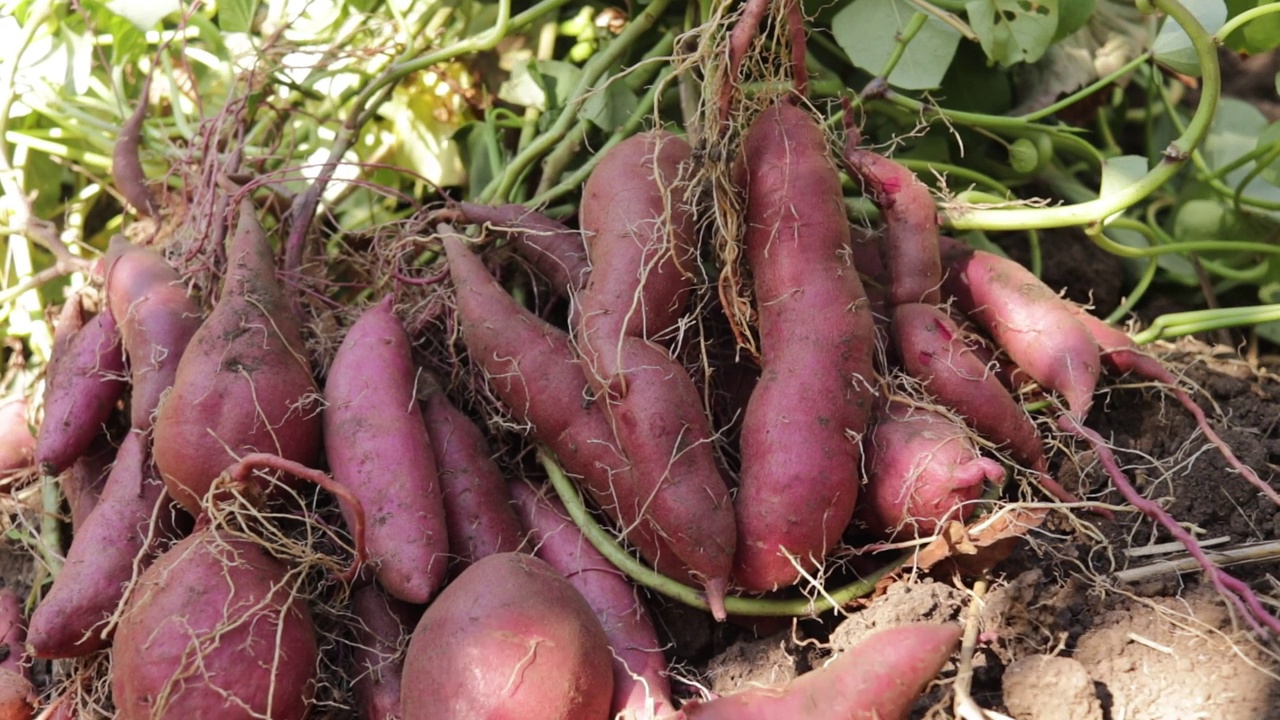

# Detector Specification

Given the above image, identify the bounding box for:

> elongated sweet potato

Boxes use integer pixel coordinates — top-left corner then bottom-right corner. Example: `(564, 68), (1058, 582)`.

(0, 400), (33, 480)
(350, 584), (416, 720)
(61, 436), (115, 532)
(103, 237), (202, 431)
(679, 623), (961, 720)
(419, 374), (522, 568)
(863, 402), (1003, 537)
(401, 552), (613, 720)
(111, 527), (318, 719)
(113, 76), (157, 218)
(36, 299), (127, 473)
(575, 132), (736, 614)
(27, 431), (183, 658)
(733, 102), (876, 592)
(458, 202), (590, 295)
(153, 202), (321, 514)
(0, 589), (34, 720)
(940, 239), (1099, 421)
(510, 479), (673, 720)
(323, 296), (448, 604)
(443, 232), (703, 591)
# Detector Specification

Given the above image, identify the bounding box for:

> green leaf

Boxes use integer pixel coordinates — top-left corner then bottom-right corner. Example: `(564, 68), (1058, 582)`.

(1202, 97), (1280, 216)
(581, 77), (638, 132)
(1257, 121), (1280, 187)
(218, 0), (255, 33)
(1223, 0), (1280, 54)
(497, 59), (583, 112)
(1053, 0), (1095, 39)
(107, 0), (180, 29)
(459, 121), (501, 200)
(1151, 0), (1227, 76)
(964, 0), (1059, 67)
(830, 0), (963, 90)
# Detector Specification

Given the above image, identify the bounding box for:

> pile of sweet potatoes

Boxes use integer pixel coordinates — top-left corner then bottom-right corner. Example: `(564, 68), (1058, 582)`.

(11, 7), (1275, 720)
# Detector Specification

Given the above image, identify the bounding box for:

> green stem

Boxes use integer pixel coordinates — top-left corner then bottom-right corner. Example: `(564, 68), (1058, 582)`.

(1130, 305), (1280, 345)
(879, 12), (928, 79)
(1019, 52), (1154, 123)
(946, 0), (1220, 231)
(483, 0), (672, 204)
(1106, 256), (1159, 324)
(40, 473), (63, 578)
(540, 452), (904, 617)
(1215, 2), (1280, 43)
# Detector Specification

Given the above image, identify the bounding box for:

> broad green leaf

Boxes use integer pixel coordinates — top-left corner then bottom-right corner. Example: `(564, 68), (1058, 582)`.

(1202, 97), (1280, 217)
(1053, 0), (1095, 39)
(1224, 0), (1280, 54)
(1098, 154), (1147, 224)
(459, 121), (501, 200)
(965, 0), (1059, 67)
(1151, 0), (1226, 76)
(219, 0), (255, 33)
(107, 0), (180, 29)
(830, 0), (963, 90)
(385, 81), (467, 188)
(581, 77), (638, 132)
(498, 59), (582, 112)
(1257, 121), (1280, 188)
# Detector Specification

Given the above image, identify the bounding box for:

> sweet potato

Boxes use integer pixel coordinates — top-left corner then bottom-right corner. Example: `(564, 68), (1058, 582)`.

(103, 237), (202, 431)
(678, 622), (961, 720)
(0, 400), (33, 480)
(111, 527), (318, 719)
(443, 232), (705, 593)
(350, 584), (416, 720)
(113, 75), (157, 218)
(939, 239), (1099, 421)
(509, 479), (673, 720)
(27, 431), (183, 658)
(323, 296), (448, 604)
(862, 402), (1003, 537)
(419, 374), (522, 568)
(153, 201), (321, 514)
(61, 436), (115, 532)
(575, 132), (736, 613)
(733, 101), (876, 591)
(36, 300), (127, 473)
(401, 552), (613, 720)
(0, 589), (33, 720)
(842, 127), (942, 307)
(458, 202), (590, 295)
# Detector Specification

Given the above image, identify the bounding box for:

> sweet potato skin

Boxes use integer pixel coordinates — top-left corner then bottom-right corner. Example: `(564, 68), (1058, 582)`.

(401, 552), (613, 720)
(863, 403), (1002, 537)
(111, 528), (318, 720)
(351, 584), (416, 720)
(420, 378), (522, 568)
(36, 300), (127, 474)
(103, 237), (201, 431)
(458, 202), (590, 295)
(444, 234), (696, 585)
(733, 102), (876, 591)
(680, 623), (961, 720)
(0, 400), (34, 479)
(940, 240), (1099, 420)
(27, 431), (181, 658)
(323, 296), (448, 604)
(153, 202), (321, 514)
(509, 480), (673, 720)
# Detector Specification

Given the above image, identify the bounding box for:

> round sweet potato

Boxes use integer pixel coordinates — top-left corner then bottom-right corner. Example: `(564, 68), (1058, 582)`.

(111, 528), (317, 719)
(401, 552), (612, 720)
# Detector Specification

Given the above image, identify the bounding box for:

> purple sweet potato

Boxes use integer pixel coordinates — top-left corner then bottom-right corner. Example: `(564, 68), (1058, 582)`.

(350, 584), (416, 720)
(510, 479), (673, 720)
(35, 299), (127, 473)
(940, 239), (1100, 421)
(111, 527), (318, 719)
(444, 232), (704, 590)
(678, 623), (961, 720)
(0, 589), (33, 720)
(103, 237), (201, 431)
(458, 202), (590, 295)
(0, 400), (33, 480)
(323, 296), (449, 604)
(401, 552), (613, 720)
(112, 75), (157, 218)
(419, 375), (522, 568)
(575, 132), (736, 614)
(61, 436), (115, 532)
(842, 125), (942, 307)
(732, 102), (876, 592)
(153, 202), (321, 515)
(862, 402), (1003, 537)
(28, 431), (183, 658)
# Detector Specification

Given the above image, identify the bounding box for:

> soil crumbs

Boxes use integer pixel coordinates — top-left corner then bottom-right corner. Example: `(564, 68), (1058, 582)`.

(661, 343), (1280, 720)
